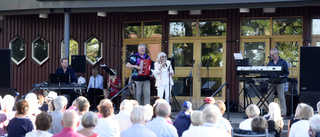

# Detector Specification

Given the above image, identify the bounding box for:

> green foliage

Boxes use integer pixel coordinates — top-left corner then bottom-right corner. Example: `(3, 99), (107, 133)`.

(241, 19), (270, 36)
(173, 43), (193, 67)
(170, 21), (197, 37)
(144, 24), (162, 38)
(201, 43), (223, 67)
(273, 18), (303, 35)
(62, 38), (79, 63)
(276, 42), (299, 66)
(244, 42), (266, 66)
(86, 38), (102, 63)
(199, 20), (227, 36)
(124, 23), (141, 38)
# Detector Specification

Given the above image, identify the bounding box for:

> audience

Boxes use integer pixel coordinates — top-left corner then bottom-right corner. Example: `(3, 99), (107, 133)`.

(75, 96), (90, 131)
(121, 106), (156, 137)
(3, 95), (16, 121)
(201, 97), (215, 110)
(182, 105), (229, 137)
(263, 102), (283, 137)
(38, 94), (49, 112)
(173, 101), (192, 137)
(144, 104), (153, 121)
(190, 110), (203, 126)
(48, 96), (68, 134)
(289, 105), (314, 137)
(78, 112), (99, 137)
(52, 110), (85, 137)
(130, 100), (139, 107)
(146, 102), (178, 137)
(215, 100), (232, 135)
(251, 116), (268, 134)
(113, 99), (133, 132)
(94, 99), (120, 137)
(0, 97), (7, 136)
(7, 99), (34, 137)
(317, 101), (320, 114)
(26, 112), (53, 137)
(239, 104), (260, 131)
(309, 114), (320, 137)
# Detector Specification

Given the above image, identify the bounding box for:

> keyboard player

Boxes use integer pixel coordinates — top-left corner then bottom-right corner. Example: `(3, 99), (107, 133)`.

(267, 48), (289, 116)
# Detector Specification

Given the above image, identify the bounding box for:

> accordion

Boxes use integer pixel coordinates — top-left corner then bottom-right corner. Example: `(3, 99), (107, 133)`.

(138, 59), (151, 76)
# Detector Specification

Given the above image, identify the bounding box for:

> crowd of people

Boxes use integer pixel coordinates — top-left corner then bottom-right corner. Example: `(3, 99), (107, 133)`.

(0, 93), (319, 137)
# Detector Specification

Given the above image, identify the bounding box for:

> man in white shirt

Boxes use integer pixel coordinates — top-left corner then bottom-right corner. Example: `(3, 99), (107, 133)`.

(182, 105), (230, 137)
(146, 103), (178, 137)
(113, 99), (133, 132)
(121, 105), (156, 137)
(48, 96), (68, 134)
(87, 67), (104, 111)
(239, 104), (260, 131)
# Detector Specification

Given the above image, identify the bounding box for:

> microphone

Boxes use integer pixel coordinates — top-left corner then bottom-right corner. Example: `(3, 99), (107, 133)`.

(164, 59), (167, 67)
(268, 55), (271, 58)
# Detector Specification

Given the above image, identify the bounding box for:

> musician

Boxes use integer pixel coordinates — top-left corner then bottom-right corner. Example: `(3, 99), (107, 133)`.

(105, 72), (121, 109)
(267, 48), (289, 116)
(87, 67), (104, 111)
(125, 43), (151, 105)
(154, 52), (174, 103)
(55, 57), (77, 107)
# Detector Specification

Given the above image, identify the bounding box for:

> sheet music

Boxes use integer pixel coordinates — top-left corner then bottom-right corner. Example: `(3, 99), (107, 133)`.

(202, 81), (216, 89)
(101, 64), (106, 67)
(234, 53), (243, 60)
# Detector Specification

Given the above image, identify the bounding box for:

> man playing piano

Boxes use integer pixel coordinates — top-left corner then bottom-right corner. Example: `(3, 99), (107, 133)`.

(125, 43), (151, 105)
(267, 48), (289, 116)
(55, 57), (78, 107)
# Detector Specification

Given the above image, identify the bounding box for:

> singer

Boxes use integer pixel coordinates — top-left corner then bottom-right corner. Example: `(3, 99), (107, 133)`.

(267, 48), (289, 116)
(154, 52), (174, 103)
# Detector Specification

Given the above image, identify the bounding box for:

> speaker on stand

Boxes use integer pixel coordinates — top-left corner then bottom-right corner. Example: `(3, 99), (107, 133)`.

(71, 55), (86, 73)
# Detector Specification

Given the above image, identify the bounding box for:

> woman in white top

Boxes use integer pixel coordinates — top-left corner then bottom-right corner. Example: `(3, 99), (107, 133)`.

(26, 112), (53, 137)
(154, 52), (174, 103)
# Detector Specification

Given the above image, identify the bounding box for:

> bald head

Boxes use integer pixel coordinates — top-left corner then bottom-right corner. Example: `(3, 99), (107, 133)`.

(62, 110), (79, 128)
(155, 103), (171, 118)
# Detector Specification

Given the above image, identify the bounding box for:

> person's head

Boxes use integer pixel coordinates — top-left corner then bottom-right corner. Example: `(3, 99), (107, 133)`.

(54, 96), (68, 111)
(3, 95), (15, 111)
(270, 48), (279, 60)
(153, 99), (167, 107)
(97, 99), (112, 111)
(16, 99), (29, 115)
(267, 102), (282, 121)
(120, 99), (133, 112)
(309, 114), (320, 134)
(191, 110), (203, 126)
(137, 44), (146, 55)
(130, 100), (139, 107)
(246, 104), (260, 118)
(37, 94), (45, 105)
(295, 103), (307, 118)
(81, 112), (98, 128)
(150, 96), (160, 106)
(156, 52), (167, 63)
(144, 104), (153, 121)
(92, 67), (99, 77)
(62, 110), (79, 128)
(47, 91), (58, 103)
(215, 100), (226, 115)
(131, 105), (147, 124)
(36, 112), (53, 131)
(99, 101), (114, 118)
(181, 101), (193, 115)
(251, 116), (268, 133)
(76, 96), (90, 113)
(25, 93), (39, 114)
(60, 57), (69, 69)
(202, 105), (221, 124)
(155, 103), (171, 118)
(317, 101), (320, 114)
(298, 105), (314, 120)
(204, 97), (215, 105)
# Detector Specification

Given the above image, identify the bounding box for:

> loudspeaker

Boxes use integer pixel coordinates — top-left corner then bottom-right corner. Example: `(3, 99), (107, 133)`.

(286, 95), (299, 116)
(71, 55), (86, 73)
(299, 92), (320, 111)
(0, 49), (11, 88)
(300, 47), (320, 92)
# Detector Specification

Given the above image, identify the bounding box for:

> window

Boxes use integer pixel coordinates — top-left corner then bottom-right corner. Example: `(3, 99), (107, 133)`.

(85, 37), (102, 65)
(201, 43), (223, 67)
(241, 19), (270, 36)
(32, 36), (49, 65)
(312, 18), (320, 46)
(61, 37), (79, 64)
(170, 20), (197, 37)
(124, 22), (142, 39)
(273, 18), (303, 35)
(172, 43), (194, 67)
(9, 37), (26, 65)
(143, 22), (162, 38)
(199, 20), (227, 36)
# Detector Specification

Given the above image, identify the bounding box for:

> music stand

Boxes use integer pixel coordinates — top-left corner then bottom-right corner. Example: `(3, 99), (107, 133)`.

(50, 73), (70, 95)
(101, 65), (116, 76)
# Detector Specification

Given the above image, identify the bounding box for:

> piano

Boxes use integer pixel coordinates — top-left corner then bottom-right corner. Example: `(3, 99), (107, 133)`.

(237, 66), (282, 75)
(238, 77), (287, 83)
(33, 83), (86, 90)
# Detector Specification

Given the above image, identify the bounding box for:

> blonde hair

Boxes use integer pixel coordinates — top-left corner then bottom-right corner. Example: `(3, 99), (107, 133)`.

(246, 104), (260, 118)
(298, 105), (314, 120)
(156, 52), (167, 63)
(295, 103), (307, 118)
(191, 110), (203, 126)
(266, 102), (282, 121)
(202, 105), (221, 124)
(215, 100), (226, 114)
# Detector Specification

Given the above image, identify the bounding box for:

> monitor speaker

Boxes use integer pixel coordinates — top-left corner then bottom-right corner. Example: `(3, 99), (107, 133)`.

(300, 47), (320, 92)
(0, 49), (11, 88)
(71, 55), (86, 73)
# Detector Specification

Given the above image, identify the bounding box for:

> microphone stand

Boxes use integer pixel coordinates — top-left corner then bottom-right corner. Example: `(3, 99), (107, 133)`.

(114, 53), (134, 70)
(289, 60), (295, 118)
(186, 60), (195, 102)
(206, 57), (211, 94)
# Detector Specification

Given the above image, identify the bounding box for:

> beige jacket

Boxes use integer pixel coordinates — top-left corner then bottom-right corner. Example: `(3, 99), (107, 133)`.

(154, 61), (174, 87)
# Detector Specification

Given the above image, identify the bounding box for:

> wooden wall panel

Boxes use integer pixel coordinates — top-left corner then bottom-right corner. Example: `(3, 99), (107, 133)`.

(0, 6), (319, 100)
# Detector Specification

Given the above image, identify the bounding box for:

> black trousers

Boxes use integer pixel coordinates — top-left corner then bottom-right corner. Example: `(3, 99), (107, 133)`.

(87, 88), (103, 111)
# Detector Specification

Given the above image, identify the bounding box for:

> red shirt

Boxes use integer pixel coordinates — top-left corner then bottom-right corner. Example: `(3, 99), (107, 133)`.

(107, 77), (121, 97)
(52, 127), (85, 137)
